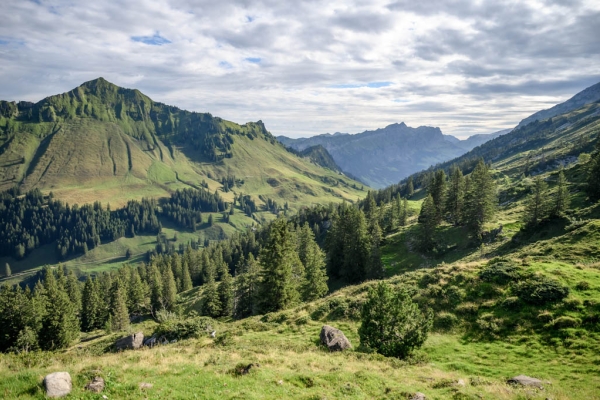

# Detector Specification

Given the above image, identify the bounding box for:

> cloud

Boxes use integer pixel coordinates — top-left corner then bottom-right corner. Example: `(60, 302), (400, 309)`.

(0, 0), (599, 139)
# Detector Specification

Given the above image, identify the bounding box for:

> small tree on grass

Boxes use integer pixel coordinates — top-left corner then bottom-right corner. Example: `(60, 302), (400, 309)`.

(4, 263), (11, 277)
(359, 282), (433, 359)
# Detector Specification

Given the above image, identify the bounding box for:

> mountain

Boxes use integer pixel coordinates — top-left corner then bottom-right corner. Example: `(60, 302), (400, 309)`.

(296, 145), (343, 172)
(278, 123), (473, 189)
(0, 78), (365, 209)
(516, 81), (600, 129)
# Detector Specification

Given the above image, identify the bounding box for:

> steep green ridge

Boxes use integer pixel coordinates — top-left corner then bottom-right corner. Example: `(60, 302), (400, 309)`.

(0, 78), (365, 208)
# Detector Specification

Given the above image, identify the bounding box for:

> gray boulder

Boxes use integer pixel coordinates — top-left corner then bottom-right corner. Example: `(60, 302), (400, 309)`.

(507, 375), (544, 388)
(320, 325), (352, 351)
(85, 376), (105, 393)
(44, 372), (72, 398)
(115, 332), (144, 350)
(410, 393), (426, 400)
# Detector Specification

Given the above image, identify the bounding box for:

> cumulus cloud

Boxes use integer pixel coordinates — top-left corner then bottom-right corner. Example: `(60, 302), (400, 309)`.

(0, 0), (599, 138)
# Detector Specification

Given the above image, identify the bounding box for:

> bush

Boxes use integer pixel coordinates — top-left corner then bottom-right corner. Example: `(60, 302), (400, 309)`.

(563, 298), (583, 311)
(537, 311), (554, 323)
(575, 281), (591, 291)
(359, 282), (433, 359)
(434, 312), (459, 331)
(551, 316), (581, 329)
(501, 296), (521, 310)
(154, 316), (215, 341)
(455, 302), (478, 316)
(479, 261), (522, 285)
(514, 276), (569, 305)
(476, 313), (503, 333)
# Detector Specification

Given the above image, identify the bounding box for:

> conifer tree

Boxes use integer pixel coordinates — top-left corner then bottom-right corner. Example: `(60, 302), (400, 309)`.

(430, 169), (447, 223)
(39, 269), (79, 350)
(524, 176), (550, 226)
(181, 261), (193, 292)
(298, 225), (328, 301)
(234, 254), (261, 319)
(162, 265), (178, 310)
(149, 264), (163, 311)
(552, 169), (570, 217)
(367, 218), (385, 280)
(400, 198), (408, 226)
(257, 218), (302, 313)
(463, 160), (497, 237)
(406, 177), (414, 198)
(201, 274), (221, 318)
(418, 194), (437, 251)
(65, 270), (82, 316)
(446, 166), (465, 225)
(586, 139), (600, 202)
(81, 277), (103, 332)
(128, 268), (147, 315)
(109, 279), (130, 332)
(4, 263), (11, 277)
(217, 268), (234, 317)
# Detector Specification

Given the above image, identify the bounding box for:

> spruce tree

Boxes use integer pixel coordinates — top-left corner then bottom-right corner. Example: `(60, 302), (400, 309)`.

(463, 160), (497, 237)
(181, 261), (193, 292)
(4, 263), (11, 277)
(162, 265), (178, 310)
(367, 218), (385, 280)
(201, 274), (221, 318)
(406, 177), (414, 198)
(81, 277), (103, 332)
(430, 169), (447, 223)
(39, 269), (79, 350)
(65, 270), (82, 316)
(109, 279), (130, 332)
(217, 268), (234, 317)
(552, 169), (570, 217)
(298, 225), (328, 301)
(418, 194), (437, 251)
(128, 268), (148, 315)
(234, 254), (261, 319)
(400, 198), (408, 226)
(257, 218), (302, 313)
(446, 166), (465, 225)
(586, 139), (600, 202)
(149, 264), (164, 311)
(524, 176), (550, 226)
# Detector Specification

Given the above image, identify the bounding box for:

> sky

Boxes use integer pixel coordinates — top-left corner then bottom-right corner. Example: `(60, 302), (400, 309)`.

(1, 0), (599, 139)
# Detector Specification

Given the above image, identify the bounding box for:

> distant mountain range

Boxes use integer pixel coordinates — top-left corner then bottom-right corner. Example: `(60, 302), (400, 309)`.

(278, 125), (511, 188)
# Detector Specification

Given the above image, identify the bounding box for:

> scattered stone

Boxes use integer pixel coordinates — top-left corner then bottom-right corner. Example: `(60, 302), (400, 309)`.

(456, 379), (466, 387)
(139, 382), (153, 390)
(170, 339), (177, 344)
(210, 331), (216, 338)
(319, 325), (352, 351)
(507, 375), (544, 388)
(102, 396), (108, 400)
(410, 392), (426, 400)
(85, 376), (105, 393)
(144, 336), (157, 347)
(277, 380), (283, 385)
(115, 332), (144, 351)
(44, 372), (72, 398)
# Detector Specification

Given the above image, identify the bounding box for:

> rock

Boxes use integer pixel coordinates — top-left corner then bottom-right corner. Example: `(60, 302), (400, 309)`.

(320, 325), (352, 351)
(210, 330), (216, 338)
(456, 379), (466, 387)
(144, 336), (157, 347)
(139, 382), (153, 390)
(507, 375), (544, 388)
(44, 372), (72, 398)
(85, 376), (105, 393)
(410, 393), (426, 400)
(277, 380), (283, 385)
(235, 363), (260, 375)
(115, 332), (144, 350)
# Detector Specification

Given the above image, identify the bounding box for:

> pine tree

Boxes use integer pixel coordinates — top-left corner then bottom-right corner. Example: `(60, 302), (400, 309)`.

(367, 218), (384, 280)
(445, 166), (465, 225)
(234, 254), (261, 319)
(217, 268), (234, 317)
(298, 225), (328, 301)
(201, 274), (221, 318)
(3, 263), (11, 277)
(552, 169), (570, 217)
(418, 194), (438, 251)
(524, 176), (550, 226)
(81, 277), (103, 332)
(406, 177), (414, 198)
(65, 270), (82, 316)
(149, 264), (163, 311)
(257, 218), (302, 313)
(463, 160), (497, 238)
(128, 268), (148, 315)
(109, 279), (130, 332)
(39, 269), (79, 350)
(181, 261), (193, 292)
(586, 139), (600, 202)
(430, 169), (447, 223)
(400, 198), (408, 226)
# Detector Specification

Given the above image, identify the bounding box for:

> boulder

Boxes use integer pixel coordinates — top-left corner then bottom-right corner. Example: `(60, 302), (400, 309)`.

(507, 375), (544, 388)
(85, 377), (105, 393)
(115, 332), (144, 350)
(44, 372), (72, 398)
(410, 393), (427, 400)
(139, 382), (153, 390)
(320, 325), (352, 351)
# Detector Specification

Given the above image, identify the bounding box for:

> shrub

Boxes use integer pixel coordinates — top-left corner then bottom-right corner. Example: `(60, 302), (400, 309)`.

(479, 261), (522, 285)
(154, 316), (215, 341)
(359, 282), (433, 358)
(419, 273), (440, 288)
(501, 296), (521, 310)
(476, 313), (503, 333)
(434, 312), (459, 331)
(575, 281), (591, 291)
(551, 316), (581, 329)
(442, 286), (466, 306)
(455, 302), (478, 316)
(537, 311), (554, 323)
(563, 298), (583, 311)
(514, 276), (569, 305)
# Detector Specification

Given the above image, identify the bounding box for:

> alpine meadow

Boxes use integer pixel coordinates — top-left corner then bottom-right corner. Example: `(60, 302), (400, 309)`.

(1, 1), (600, 399)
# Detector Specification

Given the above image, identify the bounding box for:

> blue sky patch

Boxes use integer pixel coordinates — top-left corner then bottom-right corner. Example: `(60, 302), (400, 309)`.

(131, 32), (171, 46)
(330, 81), (392, 89)
(219, 61), (233, 69)
(245, 57), (261, 63)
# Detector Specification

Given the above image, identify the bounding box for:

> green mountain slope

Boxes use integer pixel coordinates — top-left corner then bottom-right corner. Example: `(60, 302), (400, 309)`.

(0, 78), (365, 208)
